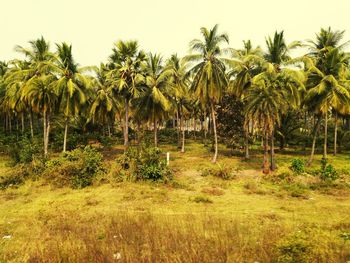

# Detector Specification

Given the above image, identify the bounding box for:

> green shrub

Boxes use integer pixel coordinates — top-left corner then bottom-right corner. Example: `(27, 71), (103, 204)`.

(319, 159), (338, 181)
(0, 165), (29, 189)
(44, 146), (103, 188)
(191, 195), (213, 203)
(290, 158), (305, 174)
(200, 164), (238, 180)
(115, 145), (172, 182)
(282, 184), (309, 199)
(276, 232), (314, 263)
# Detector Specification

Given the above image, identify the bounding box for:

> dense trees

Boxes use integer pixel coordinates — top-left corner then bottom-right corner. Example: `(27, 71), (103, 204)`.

(1, 26), (350, 172)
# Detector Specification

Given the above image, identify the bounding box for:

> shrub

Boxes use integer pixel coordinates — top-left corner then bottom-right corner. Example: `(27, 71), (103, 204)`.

(319, 159), (338, 181)
(115, 144), (172, 182)
(6, 137), (41, 165)
(200, 164), (238, 180)
(191, 195), (213, 203)
(44, 146), (103, 188)
(275, 232), (314, 263)
(0, 165), (29, 189)
(290, 158), (305, 174)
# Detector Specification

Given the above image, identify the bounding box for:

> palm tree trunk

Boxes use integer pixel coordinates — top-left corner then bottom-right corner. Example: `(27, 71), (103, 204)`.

(323, 111), (328, 160)
(43, 110), (47, 157)
(263, 125), (270, 174)
(9, 114), (12, 133)
(107, 123), (111, 138)
(307, 116), (321, 166)
(29, 110), (34, 138)
(244, 128), (249, 159)
(21, 112), (25, 134)
(181, 115), (185, 153)
(210, 103), (218, 163)
(154, 118), (158, 147)
(270, 127), (276, 171)
(333, 112), (338, 156)
(124, 97), (129, 147)
(63, 118), (68, 152)
(193, 117), (197, 141)
(176, 109), (181, 148)
(46, 112), (51, 156)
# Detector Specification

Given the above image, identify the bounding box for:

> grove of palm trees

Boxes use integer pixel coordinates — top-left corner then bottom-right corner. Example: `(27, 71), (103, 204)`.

(1, 23), (350, 262)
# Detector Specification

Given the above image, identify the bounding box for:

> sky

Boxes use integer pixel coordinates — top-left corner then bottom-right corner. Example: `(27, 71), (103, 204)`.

(2, 0), (350, 66)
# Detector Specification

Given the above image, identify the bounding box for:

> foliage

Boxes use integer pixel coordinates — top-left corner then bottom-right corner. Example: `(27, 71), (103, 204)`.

(6, 137), (41, 165)
(115, 144), (172, 182)
(319, 159), (338, 181)
(276, 232), (314, 263)
(201, 164), (238, 180)
(290, 158), (305, 174)
(216, 94), (244, 148)
(0, 165), (29, 189)
(44, 146), (103, 188)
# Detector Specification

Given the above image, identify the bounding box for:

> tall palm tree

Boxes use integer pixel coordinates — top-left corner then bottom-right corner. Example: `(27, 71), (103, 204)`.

(89, 64), (119, 136)
(166, 54), (189, 152)
(304, 27), (350, 160)
(227, 40), (264, 159)
(15, 37), (56, 156)
(184, 24), (229, 163)
(53, 42), (92, 152)
(304, 48), (350, 160)
(108, 40), (146, 148)
(263, 31), (303, 170)
(245, 61), (304, 174)
(134, 53), (171, 147)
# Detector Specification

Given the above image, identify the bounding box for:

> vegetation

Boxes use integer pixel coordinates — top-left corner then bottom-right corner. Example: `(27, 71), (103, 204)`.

(1, 25), (350, 262)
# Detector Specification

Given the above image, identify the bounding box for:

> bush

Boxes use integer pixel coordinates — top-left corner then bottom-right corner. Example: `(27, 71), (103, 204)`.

(115, 145), (172, 182)
(44, 146), (103, 188)
(191, 195), (213, 203)
(290, 158), (305, 174)
(319, 159), (338, 181)
(200, 164), (238, 180)
(0, 165), (29, 189)
(275, 232), (314, 263)
(6, 137), (41, 165)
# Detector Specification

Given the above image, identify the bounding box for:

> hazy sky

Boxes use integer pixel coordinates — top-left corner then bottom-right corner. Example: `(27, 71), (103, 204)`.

(2, 0), (350, 66)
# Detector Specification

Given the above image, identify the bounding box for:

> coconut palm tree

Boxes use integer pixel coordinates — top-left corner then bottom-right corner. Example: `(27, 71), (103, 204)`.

(184, 24), (229, 163)
(304, 48), (350, 160)
(166, 54), (190, 152)
(89, 64), (119, 136)
(227, 40), (264, 159)
(15, 37), (57, 156)
(134, 53), (171, 147)
(305, 27), (350, 160)
(53, 42), (92, 152)
(108, 40), (146, 148)
(263, 31), (303, 170)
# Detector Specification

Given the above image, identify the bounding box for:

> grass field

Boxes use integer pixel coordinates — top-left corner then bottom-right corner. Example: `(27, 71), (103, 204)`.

(1, 141), (350, 262)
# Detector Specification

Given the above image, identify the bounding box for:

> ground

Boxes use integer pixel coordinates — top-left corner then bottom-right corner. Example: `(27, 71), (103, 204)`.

(0, 140), (350, 262)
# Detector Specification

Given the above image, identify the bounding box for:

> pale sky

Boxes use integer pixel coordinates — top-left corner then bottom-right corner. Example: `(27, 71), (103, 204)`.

(2, 0), (350, 66)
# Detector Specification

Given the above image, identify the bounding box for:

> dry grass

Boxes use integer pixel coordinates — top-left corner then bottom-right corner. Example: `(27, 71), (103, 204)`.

(1, 142), (350, 262)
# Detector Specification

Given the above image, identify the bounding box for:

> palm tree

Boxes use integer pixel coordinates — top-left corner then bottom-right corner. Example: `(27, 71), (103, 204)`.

(166, 54), (189, 152)
(305, 27), (350, 160)
(304, 48), (350, 160)
(108, 40), (146, 148)
(263, 31), (303, 170)
(134, 53), (171, 147)
(53, 42), (92, 152)
(15, 37), (57, 156)
(227, 40), (264, 159)
(89, 64), (119, 136)
(184, 24), (229, 163)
